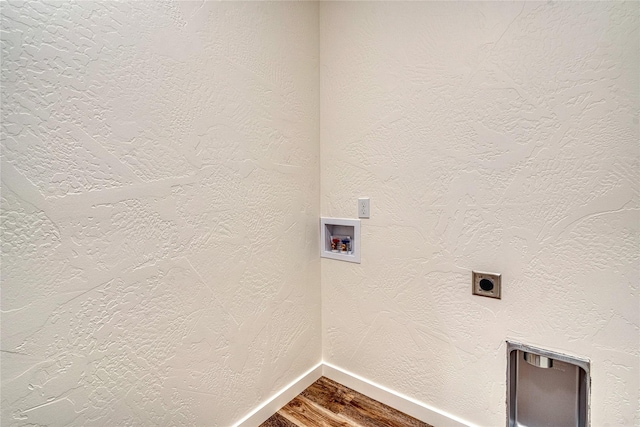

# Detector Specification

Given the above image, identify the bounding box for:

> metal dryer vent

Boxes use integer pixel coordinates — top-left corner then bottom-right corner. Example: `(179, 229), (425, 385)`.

(507, 341), (590, 427)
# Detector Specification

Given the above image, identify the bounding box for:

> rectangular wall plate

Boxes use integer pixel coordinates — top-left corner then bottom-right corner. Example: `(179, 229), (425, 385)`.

(320, 217), (361, 263)
(358, 198), (370, 218)
(472, 271), (501, 299)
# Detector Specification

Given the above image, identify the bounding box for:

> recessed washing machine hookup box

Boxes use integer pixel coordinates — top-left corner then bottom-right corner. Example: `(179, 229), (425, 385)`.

(320, 217), (361, 263)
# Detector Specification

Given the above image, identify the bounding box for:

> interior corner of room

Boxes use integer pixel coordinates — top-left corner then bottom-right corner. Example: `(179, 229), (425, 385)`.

(1, 1), (638, 427)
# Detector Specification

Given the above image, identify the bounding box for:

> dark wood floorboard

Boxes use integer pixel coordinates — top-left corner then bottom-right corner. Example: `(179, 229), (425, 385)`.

(280, 395), (353, 427)
(260, 412), (298, 427)
(260, 377), (433, 427)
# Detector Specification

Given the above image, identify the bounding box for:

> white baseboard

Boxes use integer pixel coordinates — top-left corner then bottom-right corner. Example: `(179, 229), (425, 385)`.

(235, 361), (474, 427)
(234, 362), (323, 427)
(322, 362), (474, 427)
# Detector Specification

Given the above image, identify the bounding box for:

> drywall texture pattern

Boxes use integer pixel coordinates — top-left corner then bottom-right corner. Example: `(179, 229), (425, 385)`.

(320, 2), (639, 426)
(1, 2), (320, 425)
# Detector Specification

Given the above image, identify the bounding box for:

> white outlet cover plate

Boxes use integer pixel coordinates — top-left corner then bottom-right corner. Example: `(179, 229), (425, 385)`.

(358, 198), (370, 218)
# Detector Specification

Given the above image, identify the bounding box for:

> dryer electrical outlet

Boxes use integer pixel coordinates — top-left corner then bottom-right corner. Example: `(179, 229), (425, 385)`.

(472, 271), (501, 299)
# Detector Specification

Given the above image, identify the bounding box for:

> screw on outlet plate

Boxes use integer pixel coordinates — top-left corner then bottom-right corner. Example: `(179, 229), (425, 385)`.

(472, 271), (501, 299)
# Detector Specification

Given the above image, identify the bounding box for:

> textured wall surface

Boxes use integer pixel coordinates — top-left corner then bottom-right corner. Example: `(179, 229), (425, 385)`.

(3, 1), (639, 426)
(1, 2), (320, 425)
(320, 2), (639, 426)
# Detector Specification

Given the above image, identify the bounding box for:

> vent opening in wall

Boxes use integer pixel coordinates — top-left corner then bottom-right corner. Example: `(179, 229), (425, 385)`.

(507, 341), (590, 427)
(320, 217), (361, 263)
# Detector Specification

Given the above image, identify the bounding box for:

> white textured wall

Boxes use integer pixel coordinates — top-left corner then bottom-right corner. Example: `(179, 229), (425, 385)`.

(320, 2), (639, 426)
(3, 1), (639, 426)
(1, 2), (320, 426)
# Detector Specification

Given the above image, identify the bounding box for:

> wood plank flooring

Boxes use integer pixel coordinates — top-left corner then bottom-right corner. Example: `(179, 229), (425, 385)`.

(260, 377), (433, 427)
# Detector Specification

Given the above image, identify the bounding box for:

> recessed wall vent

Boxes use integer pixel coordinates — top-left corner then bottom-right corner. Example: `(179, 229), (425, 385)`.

(507, 341), (590, 427)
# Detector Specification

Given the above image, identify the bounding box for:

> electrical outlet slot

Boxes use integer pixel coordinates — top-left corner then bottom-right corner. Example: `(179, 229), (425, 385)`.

(358, 198), (370, 218)
(472, 271), (501, 299)
(479, 278), (494, 291)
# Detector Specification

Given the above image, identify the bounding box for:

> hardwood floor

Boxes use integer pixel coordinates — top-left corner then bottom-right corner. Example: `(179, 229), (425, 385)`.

(259, 376), (433, 427)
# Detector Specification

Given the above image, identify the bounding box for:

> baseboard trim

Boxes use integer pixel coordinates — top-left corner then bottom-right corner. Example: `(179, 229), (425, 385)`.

(322, 362), (474, 427)
(234, 362), (323, 427)
(235, 361), (474, 427)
